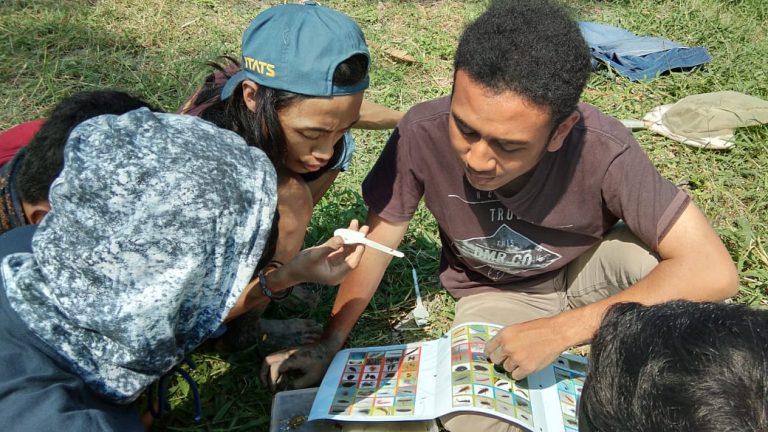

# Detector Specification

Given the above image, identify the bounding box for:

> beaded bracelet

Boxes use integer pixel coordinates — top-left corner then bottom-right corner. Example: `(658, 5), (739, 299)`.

(259, 269), (293, 301)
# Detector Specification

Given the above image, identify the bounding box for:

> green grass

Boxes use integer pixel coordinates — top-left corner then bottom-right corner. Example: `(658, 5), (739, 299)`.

(2, 0), (767, 430)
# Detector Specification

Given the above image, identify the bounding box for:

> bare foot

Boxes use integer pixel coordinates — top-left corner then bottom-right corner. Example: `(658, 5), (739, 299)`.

(217, 312), (323, 355)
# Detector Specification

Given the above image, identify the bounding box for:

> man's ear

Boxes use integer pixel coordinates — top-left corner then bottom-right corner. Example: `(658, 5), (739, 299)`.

(546, 111), (581, 153)
(241, 80), (260, 113)
(22, 200), (51, 225)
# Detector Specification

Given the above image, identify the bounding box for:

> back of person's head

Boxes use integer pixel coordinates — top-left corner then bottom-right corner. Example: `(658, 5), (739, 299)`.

(580, 301), (768, 432)
(16, 90), (158, 205)
(198, 2), (369, 164)
(454, 0), (591, 125)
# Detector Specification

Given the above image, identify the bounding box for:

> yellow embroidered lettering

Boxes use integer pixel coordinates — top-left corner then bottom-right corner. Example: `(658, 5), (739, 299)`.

(244, 57), (275, 77)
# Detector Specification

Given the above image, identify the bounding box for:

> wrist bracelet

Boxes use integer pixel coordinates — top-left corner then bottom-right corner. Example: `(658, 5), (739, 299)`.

(259, 269), (292, 301)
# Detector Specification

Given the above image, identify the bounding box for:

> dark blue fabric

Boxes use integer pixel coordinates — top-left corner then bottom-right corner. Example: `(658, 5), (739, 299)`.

(0, 224), (36, 256)
(0, 226), (144, 432)
(579, 21), (711, 81)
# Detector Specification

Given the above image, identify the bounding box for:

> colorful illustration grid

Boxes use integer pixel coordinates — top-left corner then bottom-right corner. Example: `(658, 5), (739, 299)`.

(449, 324), (535, 429)
(328, 346), (421, 417)
(553, 356), (587, 432)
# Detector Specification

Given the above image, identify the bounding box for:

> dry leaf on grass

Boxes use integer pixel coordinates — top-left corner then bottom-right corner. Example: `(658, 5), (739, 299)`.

(383, 47), (417, 63)
(370, 42), (417, 64)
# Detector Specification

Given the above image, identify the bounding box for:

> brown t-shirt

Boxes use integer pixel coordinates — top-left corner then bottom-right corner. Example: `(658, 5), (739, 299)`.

(362, 97), (689, 298)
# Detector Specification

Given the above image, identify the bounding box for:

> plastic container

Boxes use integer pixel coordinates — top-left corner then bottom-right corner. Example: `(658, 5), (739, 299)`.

(270, 388), (439, 432)
(270, 388), (337, 432)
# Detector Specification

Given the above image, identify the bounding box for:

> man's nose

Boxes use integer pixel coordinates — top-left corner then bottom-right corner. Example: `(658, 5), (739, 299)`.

(465, 140), (496, 172)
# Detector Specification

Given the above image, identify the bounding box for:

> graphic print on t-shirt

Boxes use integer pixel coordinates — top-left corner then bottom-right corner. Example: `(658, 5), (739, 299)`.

(454, 225), (561, 280)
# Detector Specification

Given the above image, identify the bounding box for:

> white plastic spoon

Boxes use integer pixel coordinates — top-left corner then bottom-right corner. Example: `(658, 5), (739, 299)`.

(333, 228), (404, 258)
(411, 268), (429, 326)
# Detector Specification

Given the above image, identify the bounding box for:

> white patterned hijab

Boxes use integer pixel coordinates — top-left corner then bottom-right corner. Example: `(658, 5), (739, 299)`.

(1, 108), (277, 402)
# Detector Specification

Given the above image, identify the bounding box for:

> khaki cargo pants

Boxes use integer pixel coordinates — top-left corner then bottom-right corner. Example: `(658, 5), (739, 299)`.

(441, 224), (660, 432)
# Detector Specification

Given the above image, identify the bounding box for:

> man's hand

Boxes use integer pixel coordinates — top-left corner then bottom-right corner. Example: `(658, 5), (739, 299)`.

(260, 341), (336, 391)
(285, 220), (369, 286)
(485, 315), (570, 380)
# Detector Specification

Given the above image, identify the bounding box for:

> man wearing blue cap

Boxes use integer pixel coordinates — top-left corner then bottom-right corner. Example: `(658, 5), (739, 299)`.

(179, 2), (400, 350)
(219, 1), (370, 101)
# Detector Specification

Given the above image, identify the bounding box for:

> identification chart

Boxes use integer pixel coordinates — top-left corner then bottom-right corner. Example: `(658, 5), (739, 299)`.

(309, 322), (587, 432)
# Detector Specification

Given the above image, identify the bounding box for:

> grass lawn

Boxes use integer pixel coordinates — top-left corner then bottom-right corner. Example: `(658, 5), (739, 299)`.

(2, 0), (767, 430)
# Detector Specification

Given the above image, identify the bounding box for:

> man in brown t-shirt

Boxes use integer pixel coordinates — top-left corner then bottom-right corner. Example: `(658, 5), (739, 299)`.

(262, 1), (738, 430)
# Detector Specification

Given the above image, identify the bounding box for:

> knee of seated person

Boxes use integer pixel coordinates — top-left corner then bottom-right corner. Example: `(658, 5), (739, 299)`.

(576, 231), (659, 287)
(277, 173), (313, 223)
(581, 301), (768, 431)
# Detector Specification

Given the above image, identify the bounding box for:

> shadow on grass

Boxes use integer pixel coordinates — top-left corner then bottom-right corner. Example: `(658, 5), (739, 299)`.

(150, 347), (273, 431)
(0, 0), (212, 126)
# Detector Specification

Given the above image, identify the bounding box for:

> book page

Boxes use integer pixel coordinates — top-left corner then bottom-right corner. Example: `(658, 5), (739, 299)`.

(523, 353), (588, 431)
(433, 323), (537, 431)
(309, 340), (440, 421)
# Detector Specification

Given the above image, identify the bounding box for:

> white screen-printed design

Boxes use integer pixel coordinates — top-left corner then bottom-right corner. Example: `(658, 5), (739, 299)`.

(454, 225), (561, 280)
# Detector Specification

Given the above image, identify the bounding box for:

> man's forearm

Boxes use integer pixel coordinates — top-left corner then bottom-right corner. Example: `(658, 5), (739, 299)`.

(321, 212), (410, 350)
(484, 203), (738, 380)
(322, 250), (396, 350)
(560, 265), (736, 347)
(558, 209), (739, 347)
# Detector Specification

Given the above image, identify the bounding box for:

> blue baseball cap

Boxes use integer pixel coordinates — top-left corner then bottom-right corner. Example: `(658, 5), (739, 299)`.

(221, 1), (370, 99)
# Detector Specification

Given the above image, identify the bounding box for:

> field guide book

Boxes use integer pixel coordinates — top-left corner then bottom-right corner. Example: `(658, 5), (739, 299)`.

(308, 322), (588, 432)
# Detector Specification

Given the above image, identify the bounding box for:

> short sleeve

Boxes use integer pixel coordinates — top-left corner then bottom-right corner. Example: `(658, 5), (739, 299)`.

(328, 131), (356, 172)
(362, 126), (425, 222)
(602, 140), (690, 251)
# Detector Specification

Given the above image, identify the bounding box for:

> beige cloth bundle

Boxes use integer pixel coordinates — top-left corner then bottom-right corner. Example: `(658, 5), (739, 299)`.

(641, 91), (768, 149)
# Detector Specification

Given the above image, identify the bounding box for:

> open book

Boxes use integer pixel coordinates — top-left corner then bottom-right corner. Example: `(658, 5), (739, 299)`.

(309, 322), (587, 432)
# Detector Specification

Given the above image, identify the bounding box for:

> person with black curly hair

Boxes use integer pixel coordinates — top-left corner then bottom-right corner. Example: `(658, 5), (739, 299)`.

(581, 301), (768, 432)
(0, 90), (157, 235)
(264, 2), (738, 430)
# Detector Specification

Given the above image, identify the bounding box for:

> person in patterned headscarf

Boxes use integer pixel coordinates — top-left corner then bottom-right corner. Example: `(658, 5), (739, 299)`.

(0, 108), (366, 431)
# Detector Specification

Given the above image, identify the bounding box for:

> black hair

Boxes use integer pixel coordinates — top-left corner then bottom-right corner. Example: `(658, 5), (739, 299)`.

(454, 0), (591, 126)
(17, 90), (159, 204)
(332, 53), (369, 87)
(197, 53), (369, 169)
(580, 301), (768, 432)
